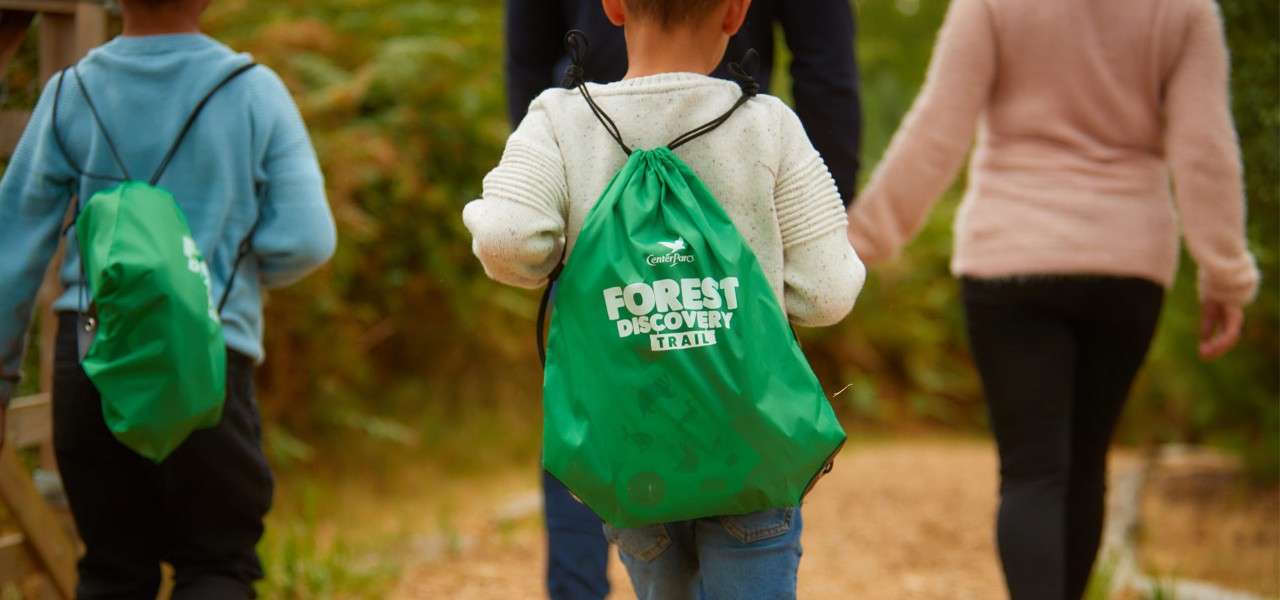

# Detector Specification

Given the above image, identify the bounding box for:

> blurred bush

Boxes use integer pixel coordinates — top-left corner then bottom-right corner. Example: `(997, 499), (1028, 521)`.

(202, 0), (531, 437)
(3, 0), (1275, 479)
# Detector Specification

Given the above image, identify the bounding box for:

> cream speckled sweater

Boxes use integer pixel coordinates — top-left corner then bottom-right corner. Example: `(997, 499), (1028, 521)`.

(848, 0), (1259, 306)
(464, 73), (864, 327)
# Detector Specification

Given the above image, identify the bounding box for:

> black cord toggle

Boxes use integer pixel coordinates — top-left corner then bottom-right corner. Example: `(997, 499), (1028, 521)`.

(563, 64), (586, 88)
(728, 49), (761, 97)
(563, 30), (590, 87)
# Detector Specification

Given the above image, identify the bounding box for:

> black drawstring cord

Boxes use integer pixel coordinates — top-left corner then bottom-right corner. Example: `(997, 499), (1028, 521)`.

(216, 220), (259, 315)
(51, 70), (128, 187)
(72, 67), (132, 182)
(668, 49), (760, 150)
(151, 62), (257, 186)
(564, 30), (632, 156)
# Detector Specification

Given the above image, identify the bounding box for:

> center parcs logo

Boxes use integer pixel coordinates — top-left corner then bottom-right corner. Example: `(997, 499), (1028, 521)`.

(646, 237), (696, 267)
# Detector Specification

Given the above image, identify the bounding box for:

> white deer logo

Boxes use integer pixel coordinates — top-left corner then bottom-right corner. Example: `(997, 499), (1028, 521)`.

(658, 238), (686, 255)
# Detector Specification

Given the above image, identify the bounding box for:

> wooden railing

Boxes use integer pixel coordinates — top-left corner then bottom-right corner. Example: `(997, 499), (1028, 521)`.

(0, 395), (76, 599)
(1, 2), (108, 597)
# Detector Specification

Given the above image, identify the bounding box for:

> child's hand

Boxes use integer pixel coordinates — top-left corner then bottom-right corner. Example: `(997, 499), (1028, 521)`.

(1199, 299), (1244, 360)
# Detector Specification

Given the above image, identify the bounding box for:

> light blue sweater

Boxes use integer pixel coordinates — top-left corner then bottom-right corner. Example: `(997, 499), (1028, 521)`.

(0, 34), (336, 398)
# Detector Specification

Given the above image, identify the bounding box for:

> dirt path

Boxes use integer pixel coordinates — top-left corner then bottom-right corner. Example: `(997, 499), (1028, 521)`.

(393, 438), (1032, 599)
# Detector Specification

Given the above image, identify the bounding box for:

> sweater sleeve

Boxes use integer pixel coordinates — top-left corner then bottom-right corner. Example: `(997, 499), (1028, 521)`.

(773, 100), (865, 327)
(462, 98), (568, 289)
(1163, 0), (1259, 306)
(249, 69), (337, 289)
(0, 72), (77, 398)
(846, 0), (995, 264)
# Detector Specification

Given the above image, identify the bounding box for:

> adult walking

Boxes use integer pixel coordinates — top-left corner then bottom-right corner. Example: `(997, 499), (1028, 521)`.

(503, 1), (861, 598)
(505, 0), (861, 206)
(847, 0), (1258, 598)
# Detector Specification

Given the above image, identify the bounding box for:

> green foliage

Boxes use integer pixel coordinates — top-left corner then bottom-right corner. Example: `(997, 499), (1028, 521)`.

(1146, 577), (1179, 600)
(258, 479), (401, 599)
(1127, 0), (1279, 481)
(0, 20), (39, 110)
(202, 0), (529, 437)
(1083, 556), (1117, 600)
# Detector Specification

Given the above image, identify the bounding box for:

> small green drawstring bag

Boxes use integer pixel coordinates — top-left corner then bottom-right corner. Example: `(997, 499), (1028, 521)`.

(538, 32), (846, 528)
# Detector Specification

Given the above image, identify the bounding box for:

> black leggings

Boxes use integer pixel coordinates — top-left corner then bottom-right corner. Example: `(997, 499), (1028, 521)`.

(962, 276), (1163, 600)
(52, 313), (273, 599)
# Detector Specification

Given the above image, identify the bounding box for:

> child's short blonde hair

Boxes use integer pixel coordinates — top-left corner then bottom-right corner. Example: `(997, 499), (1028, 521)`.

(624, 0), (727, 26)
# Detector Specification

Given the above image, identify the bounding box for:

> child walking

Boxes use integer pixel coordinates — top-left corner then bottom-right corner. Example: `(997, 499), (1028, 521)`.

(464, 1), (863, 598)
(0, 1), (335, 597)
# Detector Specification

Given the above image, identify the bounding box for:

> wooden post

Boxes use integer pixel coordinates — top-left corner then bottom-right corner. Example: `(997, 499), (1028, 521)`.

(0, 445), (76, 599)
(37, 2), (105, 81)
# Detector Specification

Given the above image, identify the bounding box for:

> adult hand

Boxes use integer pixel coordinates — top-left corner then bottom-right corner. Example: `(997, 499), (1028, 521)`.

(1199, 299), (1244, 360)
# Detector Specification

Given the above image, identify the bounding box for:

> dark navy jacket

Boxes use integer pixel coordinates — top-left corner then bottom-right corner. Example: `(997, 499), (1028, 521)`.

(504, 0), (862, 204)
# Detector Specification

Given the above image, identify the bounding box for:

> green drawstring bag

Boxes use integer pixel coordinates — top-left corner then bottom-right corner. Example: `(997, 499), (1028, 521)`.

(539, 33), (846, 528)
(52, 63), (257, 462)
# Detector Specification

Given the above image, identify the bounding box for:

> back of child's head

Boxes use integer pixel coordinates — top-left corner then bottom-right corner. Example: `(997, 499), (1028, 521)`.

(119, 0), (203, 11)
(623, 0), (728, 26)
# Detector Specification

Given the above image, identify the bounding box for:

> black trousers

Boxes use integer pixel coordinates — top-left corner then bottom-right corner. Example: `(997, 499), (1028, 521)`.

(962, 276), (1163, 600)
(52, 313), (273, 599)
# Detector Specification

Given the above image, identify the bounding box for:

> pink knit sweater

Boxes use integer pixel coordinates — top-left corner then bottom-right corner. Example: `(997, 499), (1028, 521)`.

(848, 0), (1259, 306)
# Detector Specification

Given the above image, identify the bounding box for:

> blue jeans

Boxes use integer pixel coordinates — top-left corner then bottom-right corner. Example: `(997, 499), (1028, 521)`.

(544, 470), (611, 600)
(605, 507), (803, 600)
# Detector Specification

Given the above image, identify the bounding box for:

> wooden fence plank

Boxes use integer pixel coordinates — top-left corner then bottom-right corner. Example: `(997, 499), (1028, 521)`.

(0, 532), (33, 584)
(5, 394), (51, 451)
(70, 1), (101, 57)
(0, 447), (75, 599)
(0, 533), (58, 599)
(0, 2), (79, 15)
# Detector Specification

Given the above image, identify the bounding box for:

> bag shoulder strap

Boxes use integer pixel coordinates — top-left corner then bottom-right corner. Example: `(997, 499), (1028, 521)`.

(216, 219), (259, 315)
(51, 69), (82, 177)
(562, 31), (631, 155)
(151, 62), (258, 185)
(69, 66), (133, 181)
(51, 62), (259, 186)
(147, 62), (259, 317)
(561, 30), (760, 157)
(666, 52), (759, 150)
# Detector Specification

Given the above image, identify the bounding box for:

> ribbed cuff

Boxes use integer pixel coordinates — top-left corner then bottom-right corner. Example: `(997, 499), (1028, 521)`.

(1198, 267), (1260, 308)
